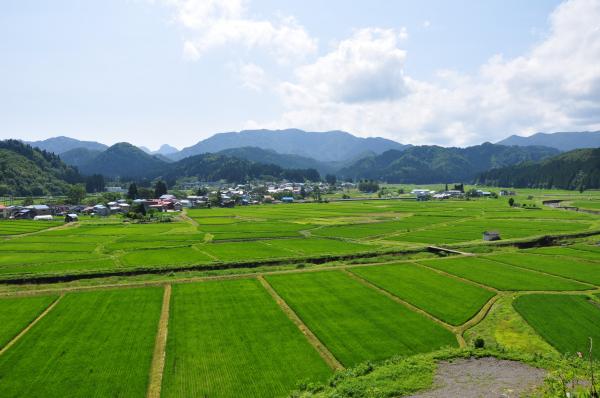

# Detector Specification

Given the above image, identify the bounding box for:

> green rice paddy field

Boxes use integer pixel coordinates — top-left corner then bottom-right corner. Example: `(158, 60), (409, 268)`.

(0, 197), (600, 397)
(0, 199), (598, 281)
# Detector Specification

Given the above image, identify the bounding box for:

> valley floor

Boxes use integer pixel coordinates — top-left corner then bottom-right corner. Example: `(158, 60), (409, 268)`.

(0, 196), (599, 397)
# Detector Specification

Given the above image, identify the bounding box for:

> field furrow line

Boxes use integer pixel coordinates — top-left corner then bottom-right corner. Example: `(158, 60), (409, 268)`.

(257, 275), (344, 371)
(146, 284), (172, 398)
(0, 293), (63, 356)
(484, 256), (599, 289)
(342, 269), (458, 335)
(412, 261), (500, 293)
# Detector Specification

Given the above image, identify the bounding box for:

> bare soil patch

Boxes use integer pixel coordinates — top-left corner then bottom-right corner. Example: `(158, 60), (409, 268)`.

(408, 357), (546, 398)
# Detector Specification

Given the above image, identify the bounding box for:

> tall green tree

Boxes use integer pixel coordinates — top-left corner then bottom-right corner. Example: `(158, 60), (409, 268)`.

(154, 180), (167, 198)
(85, 174), (105, 193)
(127, 183), (138, 200)
(67, 184), (87, 204)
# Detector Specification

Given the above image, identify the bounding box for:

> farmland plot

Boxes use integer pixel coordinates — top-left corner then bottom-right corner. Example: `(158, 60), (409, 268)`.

(391, 219), (592, 244)
(0, 288), (163, 398)
(0, 220), (61, 236)
(488, 253), (600, 286)
(523, 245), (600, 262)
(514, 294), (600, 354)
(265, 271), (457, 367)
(161, 279), (331, 398)
(350, 263), (496, 325)
(419, 257), (591, 291)
(0, 295), (57, 348)
(0, 258), (117, 279)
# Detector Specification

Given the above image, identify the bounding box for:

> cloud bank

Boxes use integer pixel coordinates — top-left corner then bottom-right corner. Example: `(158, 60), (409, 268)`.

(163, 0), (600, 146)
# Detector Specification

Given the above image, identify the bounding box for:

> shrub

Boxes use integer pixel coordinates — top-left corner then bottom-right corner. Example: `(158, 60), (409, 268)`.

(473, 337), (485, 349)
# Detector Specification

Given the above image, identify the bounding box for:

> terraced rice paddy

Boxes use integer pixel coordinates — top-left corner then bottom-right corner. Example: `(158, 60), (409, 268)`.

(514, 294), (600, 354)
(0, 288), (163, 398)
(265, 271), (458, 366)
(350, 263), (496, 325)
(161, 279), (331, 398)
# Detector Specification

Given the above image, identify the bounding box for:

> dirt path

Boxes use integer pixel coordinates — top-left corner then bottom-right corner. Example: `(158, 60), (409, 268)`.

(146, 284), (172, 398)
(257, 275), (344, 371)
(457, 294), (502, 336)
(0, 294), (63, 356)
(407, 357), (546, 398)
(179, 210), (199, 227)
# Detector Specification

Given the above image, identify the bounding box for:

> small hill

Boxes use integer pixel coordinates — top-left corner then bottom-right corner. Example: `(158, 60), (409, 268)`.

(217, 147), (336, 175)
(172, 129), (407, 162)
(166, 152), (320, 183)
(60, 147), (102, 168)
(0, 140), (81, 196)
(338, 143), (559, 183)
(78, 142), (168, 179)
(497, 131), (600, 151)
(26, 136), (108, 154)
(476, 148), (600, 189)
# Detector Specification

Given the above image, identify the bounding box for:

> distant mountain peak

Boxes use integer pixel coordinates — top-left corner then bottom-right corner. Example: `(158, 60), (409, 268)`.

(26, 136), (108, 154)
(156, 144), (178, 155)
(172, 128), (407, 162)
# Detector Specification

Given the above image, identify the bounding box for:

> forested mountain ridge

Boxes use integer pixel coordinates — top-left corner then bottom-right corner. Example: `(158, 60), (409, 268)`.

(165, 153), (321, 183)
(337, 143), (559, 183)
(476, 148), (600, 189)
(217, 147), (336, 175)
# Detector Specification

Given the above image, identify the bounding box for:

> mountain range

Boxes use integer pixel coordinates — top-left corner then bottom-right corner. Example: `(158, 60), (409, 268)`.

(170, 129), (408, 162)
(496, 131), (600, 151)
(10, 129), (600, 191)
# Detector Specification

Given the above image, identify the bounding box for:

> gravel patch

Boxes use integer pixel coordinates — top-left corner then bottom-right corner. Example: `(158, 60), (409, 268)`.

(408, 357), (546, 398)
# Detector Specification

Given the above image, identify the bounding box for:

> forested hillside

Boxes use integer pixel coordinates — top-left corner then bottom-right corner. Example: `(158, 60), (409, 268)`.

(476, 148), (600, 189)
(0, 140), (81, 196)
(77, 143), (168, 179)
(337, 143), (558, 183)
(166, 153), (321, 183)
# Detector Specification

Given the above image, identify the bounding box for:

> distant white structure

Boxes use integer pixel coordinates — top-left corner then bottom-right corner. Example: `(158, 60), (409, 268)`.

(105, 186), (126, 193)
(33, 215), (53, 221)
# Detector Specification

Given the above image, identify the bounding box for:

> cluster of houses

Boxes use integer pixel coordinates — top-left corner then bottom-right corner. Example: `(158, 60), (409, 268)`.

(411, 188), (501, 201)
(0, 204), (79, 221)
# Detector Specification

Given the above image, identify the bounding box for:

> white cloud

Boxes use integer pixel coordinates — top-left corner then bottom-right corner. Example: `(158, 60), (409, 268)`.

(161, 0), (317, 62)
(282, 28), (409, 104)
(237, 63), (267, 91)
(263, 0), (600, 146)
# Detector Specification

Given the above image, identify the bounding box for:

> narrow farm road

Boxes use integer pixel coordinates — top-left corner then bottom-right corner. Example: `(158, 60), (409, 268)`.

(147, 284), (172, 398)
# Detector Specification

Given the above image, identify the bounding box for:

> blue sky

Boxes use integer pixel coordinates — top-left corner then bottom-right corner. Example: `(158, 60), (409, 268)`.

(2, 0), (599, 149)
